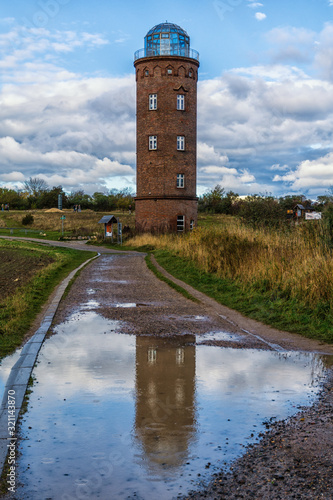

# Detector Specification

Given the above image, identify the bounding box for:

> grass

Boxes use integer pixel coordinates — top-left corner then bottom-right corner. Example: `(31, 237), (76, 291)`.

(0, 209), (135, 241)
(126, 218), (333, 343)
(0, 239), (97, 359)
(145, 253), (200, 303)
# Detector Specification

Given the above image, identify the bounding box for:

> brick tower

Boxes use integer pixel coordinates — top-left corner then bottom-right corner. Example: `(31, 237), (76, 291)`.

(134, 23), (199, 232)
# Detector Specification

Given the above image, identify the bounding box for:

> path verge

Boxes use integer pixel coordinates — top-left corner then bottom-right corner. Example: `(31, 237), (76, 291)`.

(0, 253), (99, 473)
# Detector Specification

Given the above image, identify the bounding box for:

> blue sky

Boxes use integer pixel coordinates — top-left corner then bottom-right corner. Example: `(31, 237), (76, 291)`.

(0, 0), (333, 198)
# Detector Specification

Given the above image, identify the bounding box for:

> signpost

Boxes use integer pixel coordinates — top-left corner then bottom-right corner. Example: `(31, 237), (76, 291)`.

(60, 215), (66, 235)
(117, 221), (122, 246)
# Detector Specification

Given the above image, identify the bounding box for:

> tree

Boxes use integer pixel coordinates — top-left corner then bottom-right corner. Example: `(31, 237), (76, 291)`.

(238, 195), (286, 228)
(0, 188), (29, 210)
(68, 190), (93, 209)
(92, 192), (109, 211)
(37, 186), (67, 209)
(23, 177), (49, 197)
(199, 185), (238, 214)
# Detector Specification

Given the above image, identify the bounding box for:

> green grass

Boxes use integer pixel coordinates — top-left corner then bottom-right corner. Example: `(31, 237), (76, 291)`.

(152, 249), (333, 343)
(145, 253), (200, 303)
(0, 227), (72, 240)
(0, 240), (97, 359)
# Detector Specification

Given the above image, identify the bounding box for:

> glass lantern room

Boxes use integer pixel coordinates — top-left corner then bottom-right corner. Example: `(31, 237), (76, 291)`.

(134, 22), (199, 61)
(145, 23), (190, 57)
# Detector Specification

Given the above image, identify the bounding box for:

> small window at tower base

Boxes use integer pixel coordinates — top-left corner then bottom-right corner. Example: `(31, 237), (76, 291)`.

(177, 215), (185, 232)
(190, 220), (194, 230)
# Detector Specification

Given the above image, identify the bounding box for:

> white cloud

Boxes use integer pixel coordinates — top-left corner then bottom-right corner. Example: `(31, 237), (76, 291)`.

(1, 22), (333, 198)
(0, 25), (136, 194)
(273, 153), (333, 192)
(270, 164), (289, 171)
(266, 26), (315, 64)
(247, 2), (263, 8)
(197, 67), (333, 195)
(255, 12), (267, 21)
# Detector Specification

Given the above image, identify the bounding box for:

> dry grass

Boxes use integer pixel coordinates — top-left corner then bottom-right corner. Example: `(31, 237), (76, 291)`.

(127, 217), (333, 307)
(0, 210), (136, 236)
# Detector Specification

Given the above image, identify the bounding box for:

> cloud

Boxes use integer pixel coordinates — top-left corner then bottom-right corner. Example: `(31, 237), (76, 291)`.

(269, 164), (289, 171)
(1, 22), (333, 198)
(247, 2), (263, 8)
(314, 23), (333, 81)
(266, 26), (315, 64)
(197, 67), (333, 195)
(255, 12), (267, 21)
(273, 152), (333, 192)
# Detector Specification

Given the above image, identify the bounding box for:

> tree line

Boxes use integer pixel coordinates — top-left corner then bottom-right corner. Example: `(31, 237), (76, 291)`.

(1, 178), (332, 223)
(0, 178), (134, 212)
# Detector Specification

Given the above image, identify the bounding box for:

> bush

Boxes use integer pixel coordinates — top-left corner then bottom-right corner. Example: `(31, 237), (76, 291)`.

(21, 214), (34, 226)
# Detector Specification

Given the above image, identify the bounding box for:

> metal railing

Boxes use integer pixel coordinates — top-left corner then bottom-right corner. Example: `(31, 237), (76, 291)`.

(134, 47), (199, 61)
(0, 227), (46, 236)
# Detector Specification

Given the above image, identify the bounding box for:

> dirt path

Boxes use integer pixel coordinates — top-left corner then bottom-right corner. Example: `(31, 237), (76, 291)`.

(48, 251), (333, 500)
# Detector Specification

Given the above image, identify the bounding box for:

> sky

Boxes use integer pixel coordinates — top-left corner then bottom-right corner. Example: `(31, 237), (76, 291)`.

(0, 0), (333, 199)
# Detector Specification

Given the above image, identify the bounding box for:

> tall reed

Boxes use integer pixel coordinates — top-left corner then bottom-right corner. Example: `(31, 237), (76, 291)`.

(127, 219), (333, 309)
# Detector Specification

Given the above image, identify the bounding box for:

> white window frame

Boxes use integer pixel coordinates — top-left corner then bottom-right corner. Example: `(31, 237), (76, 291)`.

(177, 136), (185, 151)
(149, 135), (157, 150)
(177, 94), (185, 110)
(190, 219), (194, 230)
(176, 173), (185, 188)
(149, 94), (157, 110)
(177, 215), (185, 232)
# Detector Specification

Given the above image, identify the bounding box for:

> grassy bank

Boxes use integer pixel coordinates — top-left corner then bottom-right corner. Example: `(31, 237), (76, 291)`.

(0, 239), (96, 358)
(127, 218), (333, 342)
(0, 209), (135, 241)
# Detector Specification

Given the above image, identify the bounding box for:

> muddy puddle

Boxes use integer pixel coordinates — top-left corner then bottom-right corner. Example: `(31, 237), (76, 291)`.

(9, 310), (333, 500)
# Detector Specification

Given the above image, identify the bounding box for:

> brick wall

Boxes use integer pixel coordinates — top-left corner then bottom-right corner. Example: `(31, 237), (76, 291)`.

(134, 55), (199, 232)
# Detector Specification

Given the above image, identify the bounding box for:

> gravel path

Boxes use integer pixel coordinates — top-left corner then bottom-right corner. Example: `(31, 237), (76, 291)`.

(47, 251), (333, 500)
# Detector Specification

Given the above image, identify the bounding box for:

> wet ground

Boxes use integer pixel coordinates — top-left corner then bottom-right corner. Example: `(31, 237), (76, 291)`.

(1, 251), (333, 499)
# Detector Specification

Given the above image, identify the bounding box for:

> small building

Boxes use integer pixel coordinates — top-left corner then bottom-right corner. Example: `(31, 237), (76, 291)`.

(98, 215), (118, 239)
(293, 204), (316, 219)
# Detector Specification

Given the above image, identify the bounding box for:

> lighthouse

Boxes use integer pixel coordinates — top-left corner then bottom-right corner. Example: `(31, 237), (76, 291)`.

(134, 23), (199, 232)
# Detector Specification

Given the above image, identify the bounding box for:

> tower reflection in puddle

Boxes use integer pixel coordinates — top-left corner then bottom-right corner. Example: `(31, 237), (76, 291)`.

(135, 335), (196, 473)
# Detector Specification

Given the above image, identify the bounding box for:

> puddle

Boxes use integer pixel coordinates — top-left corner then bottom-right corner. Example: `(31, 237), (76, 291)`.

(197, 331), (242, 343)
(79, 299), (100, 309)
(11, 312), (333, 500)
(110, 302), (149, 308)
(0, 348), (22, 395)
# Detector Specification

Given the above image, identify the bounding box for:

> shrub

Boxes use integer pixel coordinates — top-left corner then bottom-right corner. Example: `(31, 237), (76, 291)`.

(21, 214), (34, 226)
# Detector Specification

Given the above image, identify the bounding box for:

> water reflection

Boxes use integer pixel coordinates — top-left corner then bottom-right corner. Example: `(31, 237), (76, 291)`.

(9, 311), (332, 500)
(135, 336), (196, 472)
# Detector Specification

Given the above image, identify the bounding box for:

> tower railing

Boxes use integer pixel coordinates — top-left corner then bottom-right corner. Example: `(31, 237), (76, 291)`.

(134, 47), (199, 61)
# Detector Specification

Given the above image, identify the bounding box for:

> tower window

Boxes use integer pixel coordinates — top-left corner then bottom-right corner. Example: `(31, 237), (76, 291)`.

(177, 215), (185, 232)
(145, 69), (149, 76)
(177, 174), (185, 188)
(177, 136), (185, 151)
(177, 95), (185, 110)
(149, 94), (157, 110)
(167, 68), (173, 75)
(190, 220), (194, 230)
(149, 136), (157, 150)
